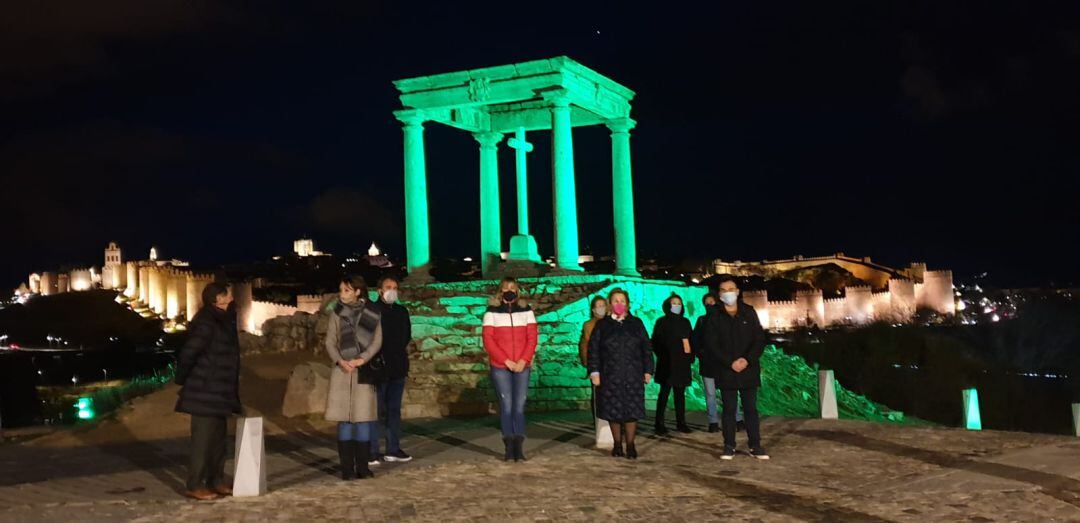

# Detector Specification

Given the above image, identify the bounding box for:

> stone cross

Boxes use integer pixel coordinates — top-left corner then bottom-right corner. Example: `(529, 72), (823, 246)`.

(506, 127), (533, 236)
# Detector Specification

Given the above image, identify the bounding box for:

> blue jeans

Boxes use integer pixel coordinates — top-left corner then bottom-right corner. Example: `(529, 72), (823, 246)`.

(491, 367), (530, 437)
(702, 377), (743, 424)
(337, 421), (373, 442)
(371, 378), (406, 455)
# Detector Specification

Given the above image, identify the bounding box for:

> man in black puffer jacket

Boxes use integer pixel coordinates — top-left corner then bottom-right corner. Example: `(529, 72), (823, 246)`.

(175, 282), (243, 501)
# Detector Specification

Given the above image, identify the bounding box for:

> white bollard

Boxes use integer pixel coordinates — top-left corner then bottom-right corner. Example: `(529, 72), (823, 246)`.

(596, 417), (614, 449)
(233, 416), (267, 497)
(1072, 403), (1079, 437)
(819, 370), (838, 420)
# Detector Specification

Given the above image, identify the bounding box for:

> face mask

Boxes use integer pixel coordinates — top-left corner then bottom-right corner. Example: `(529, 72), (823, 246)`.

(720, 291), (739, 306)
(670, 304), (683, 315)
(382, 289), (398, 304)
(503, 291), (518, 303)
(592, 306), (607, 319)
(611, 303), (628, 316)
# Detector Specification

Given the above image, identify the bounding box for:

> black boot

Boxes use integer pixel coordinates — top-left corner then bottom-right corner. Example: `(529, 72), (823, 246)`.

(354, 441), (374, 479)
(654, 422), (669, 437)
(503, 437), (514, 462)
(611, 438), (625, 458)
(626, 442), (638, 460)
(512, 435), (526, 462)
(337, 440), (356, 480)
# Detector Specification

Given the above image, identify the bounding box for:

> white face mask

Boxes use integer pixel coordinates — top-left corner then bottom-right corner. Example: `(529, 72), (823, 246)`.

(592, 306), (607, 319)
(720, 291), (739, 306)
(382, 289), (399, 304)
(669, 304), (683, 315)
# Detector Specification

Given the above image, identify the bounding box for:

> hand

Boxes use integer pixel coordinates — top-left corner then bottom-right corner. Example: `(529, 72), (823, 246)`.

(590, 374), (601, 386)
(517, 360), (529, 371)
(351, 358), (366, 367)
(683, 346), (692, 354)
(644, 373), (652, 384)
(337, 360), (355, 373)
(731, 358), (749, 373)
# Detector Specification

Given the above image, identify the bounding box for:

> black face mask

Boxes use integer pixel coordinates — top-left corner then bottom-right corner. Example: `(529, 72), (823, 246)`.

(503, 291), (518, 303)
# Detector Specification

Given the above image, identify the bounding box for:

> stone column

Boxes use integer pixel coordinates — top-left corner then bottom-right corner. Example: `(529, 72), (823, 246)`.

(398, 111), (432, 280)
(608, 117), (639, 277)
(474, 131), (503, 276)
(550, 97), (581, 271)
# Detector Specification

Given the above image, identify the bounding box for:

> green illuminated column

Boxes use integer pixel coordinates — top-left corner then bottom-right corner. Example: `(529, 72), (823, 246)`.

(608, 117), (639, 276)
(550, 97), (582, 271)
(398, 111), (431, 279)
(474, 131), (503, 275)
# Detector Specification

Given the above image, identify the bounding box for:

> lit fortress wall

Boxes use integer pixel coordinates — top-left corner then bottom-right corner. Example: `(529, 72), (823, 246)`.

(713, 253), (954, 329)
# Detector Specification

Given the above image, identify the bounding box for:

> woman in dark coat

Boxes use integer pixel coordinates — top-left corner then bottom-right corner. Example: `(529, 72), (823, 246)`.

(588, 288), (654, 459)
(175, 282), (242, 501)
(652, 293), (694, 436)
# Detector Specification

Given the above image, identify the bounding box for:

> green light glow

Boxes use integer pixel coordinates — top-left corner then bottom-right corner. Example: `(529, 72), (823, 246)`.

(963, 388), (982, 430)
(76, 397), (95, 420)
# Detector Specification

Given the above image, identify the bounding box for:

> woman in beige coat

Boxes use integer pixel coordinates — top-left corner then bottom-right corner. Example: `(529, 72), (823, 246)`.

(325, 275), (383, 480)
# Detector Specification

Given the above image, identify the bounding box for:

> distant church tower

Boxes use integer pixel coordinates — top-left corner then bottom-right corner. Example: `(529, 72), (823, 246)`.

(103, 242), (124, 290)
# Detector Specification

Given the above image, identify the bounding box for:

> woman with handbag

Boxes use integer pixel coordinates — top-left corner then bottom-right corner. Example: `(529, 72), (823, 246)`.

(325, 275), (384, 480)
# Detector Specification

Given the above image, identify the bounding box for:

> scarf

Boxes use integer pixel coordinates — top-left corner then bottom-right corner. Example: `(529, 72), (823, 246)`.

(335, 299), (380, 359)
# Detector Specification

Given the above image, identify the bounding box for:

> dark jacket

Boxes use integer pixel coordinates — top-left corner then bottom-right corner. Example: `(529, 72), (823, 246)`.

(175, 306), (242, 418)
(691, 314), (716, 378)
(374, 300), (411, 380)
(652, 313), (694, 387)
(698, 302), (767, 389)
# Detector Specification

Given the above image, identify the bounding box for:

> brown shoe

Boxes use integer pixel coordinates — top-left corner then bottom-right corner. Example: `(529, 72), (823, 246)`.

(213, 484), (233, 496)
(184, 488), (221, 501)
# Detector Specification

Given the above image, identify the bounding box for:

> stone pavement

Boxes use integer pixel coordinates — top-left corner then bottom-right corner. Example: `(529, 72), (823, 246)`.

(2, 412), (1080, 522)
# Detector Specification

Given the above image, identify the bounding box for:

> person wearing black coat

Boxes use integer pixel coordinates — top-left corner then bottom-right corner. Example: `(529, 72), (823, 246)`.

(698, 276), (769, 460)
(692, 292), (722, 433)
(370, 275), (414, 464)
(175, 282), (243, 500)
(652, 293), (694, 436)
(588, 288), (654, 459)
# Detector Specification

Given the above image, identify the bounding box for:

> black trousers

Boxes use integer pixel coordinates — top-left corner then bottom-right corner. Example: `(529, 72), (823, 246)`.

(187, 415), (228, 491)
(721, 387), (761, 449)
(655, 384), (686, 426)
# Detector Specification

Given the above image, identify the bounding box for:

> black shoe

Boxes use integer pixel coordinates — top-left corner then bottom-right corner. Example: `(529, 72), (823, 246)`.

(512, 435), (527, 462)
(749, 447), (770, 460)
(654, 424), (669, 437)
(736, 420), (746, 432)
(721, 446), (736, 460)
(708, 423), (720, 433)
(503, 437), (514, 461)
(626, 443), (638, 460)
(611, 440), (625, 458)
(354, 441), (374, 479)
(384, 449), (412, 463)
(337, 440), (357, 480)
(676, 424), (693, 434)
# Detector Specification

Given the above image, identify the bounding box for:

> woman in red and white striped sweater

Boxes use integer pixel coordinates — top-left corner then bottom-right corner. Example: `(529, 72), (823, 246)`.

(482, 277), (538, 462)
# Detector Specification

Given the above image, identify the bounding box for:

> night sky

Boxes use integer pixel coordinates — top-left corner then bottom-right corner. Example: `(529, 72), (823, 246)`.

(3, 1), (1079, 289)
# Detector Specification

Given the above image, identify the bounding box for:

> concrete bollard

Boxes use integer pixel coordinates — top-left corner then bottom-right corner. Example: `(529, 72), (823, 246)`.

(962, 388), (982, 431)
(818, 370), (838, 420)
(596, 417), (613, 450)
(1072, 403), (1079, 437)
(233, 416), (267, 497)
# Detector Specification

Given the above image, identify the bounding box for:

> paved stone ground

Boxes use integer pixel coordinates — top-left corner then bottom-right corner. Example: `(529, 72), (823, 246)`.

(2, 411), (1080, 522)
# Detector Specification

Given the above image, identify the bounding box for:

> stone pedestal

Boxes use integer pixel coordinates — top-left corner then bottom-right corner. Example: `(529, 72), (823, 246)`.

(233, 417), (267, 497)
(508, 234), (541, 263)
(818, 370), (838, 420)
